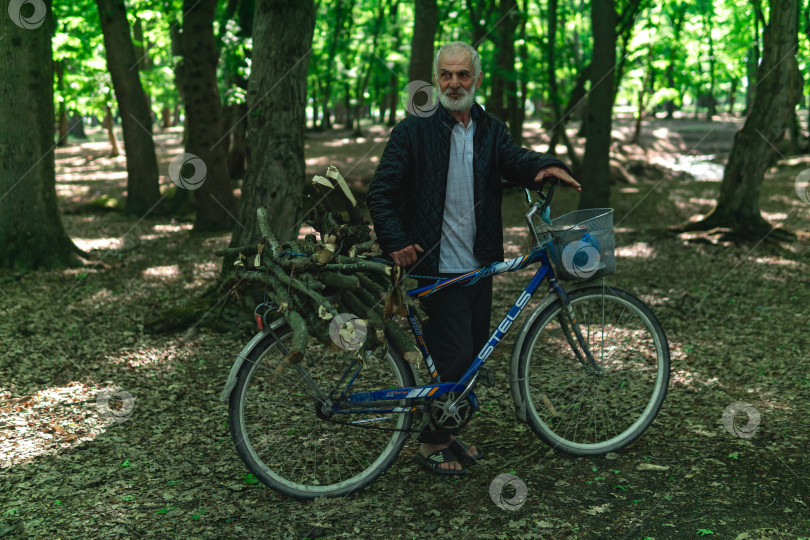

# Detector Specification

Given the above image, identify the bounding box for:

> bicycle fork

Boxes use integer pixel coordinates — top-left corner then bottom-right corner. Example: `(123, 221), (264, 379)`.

(551, 282), (604, 376)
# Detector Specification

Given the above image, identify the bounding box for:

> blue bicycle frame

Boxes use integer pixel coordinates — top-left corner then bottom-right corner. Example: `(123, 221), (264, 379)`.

(331, 246), (580, 417)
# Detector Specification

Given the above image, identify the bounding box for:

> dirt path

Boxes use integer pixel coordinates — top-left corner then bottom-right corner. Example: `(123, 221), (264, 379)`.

(1, 118), (809, 538)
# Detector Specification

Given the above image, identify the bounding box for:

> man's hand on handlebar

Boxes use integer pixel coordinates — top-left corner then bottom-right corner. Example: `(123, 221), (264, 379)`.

(390, 243), (423, 267)
(534, 166), (581, 192)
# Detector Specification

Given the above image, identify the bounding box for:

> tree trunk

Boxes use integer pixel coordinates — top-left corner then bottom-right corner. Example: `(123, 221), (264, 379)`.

(684, 0), (802, 238)
(0, 0), (79, 269)
(320, 81), (332, 129)
(789, 108), (801, 154)
(319, 0), (350, 131)
(705, 7), (717, 121)
(343, 83), (353, 130)
(228, 103), (248, 180)
(744, 2), (764, 115)
(578, 0), (616, 210)
(180, 0), (238, 231)
(512, 8), (528, 144)
(55, 60), (69, 146)
(68, 111), (87, 138)
(103, 104), (121, 157)
(547, 0), (563, 153)
(409, 0), (438, 85)
(96, 0), (162, 215)
(500, 0), (521, 137)
(161, 105), (172, 129)
(632, 38), (654, 144)
(225, 0), (316, 267)
(727, 78), (738, 114)
(387, 72), (398, 126)
(132, 16), (150, 70)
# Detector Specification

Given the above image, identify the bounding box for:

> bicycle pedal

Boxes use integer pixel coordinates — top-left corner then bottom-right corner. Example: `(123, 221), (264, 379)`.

(479, 366), (495, 388)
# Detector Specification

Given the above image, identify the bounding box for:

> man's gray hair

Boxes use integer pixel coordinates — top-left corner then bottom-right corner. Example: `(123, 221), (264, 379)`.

(433, 42), (482, 80)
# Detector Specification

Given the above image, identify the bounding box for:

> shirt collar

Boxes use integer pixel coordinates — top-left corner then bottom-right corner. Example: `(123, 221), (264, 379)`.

(437, 101), (485, 127)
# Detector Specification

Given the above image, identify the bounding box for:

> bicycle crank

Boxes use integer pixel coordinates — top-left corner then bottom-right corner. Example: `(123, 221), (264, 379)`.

(429, 392), (475, 430)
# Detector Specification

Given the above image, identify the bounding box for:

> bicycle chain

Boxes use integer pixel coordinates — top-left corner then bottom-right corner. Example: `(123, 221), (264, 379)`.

(320, 406), (425, 434)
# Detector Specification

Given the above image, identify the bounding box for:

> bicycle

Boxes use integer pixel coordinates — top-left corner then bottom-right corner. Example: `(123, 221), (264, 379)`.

(219, 180), (671, 500)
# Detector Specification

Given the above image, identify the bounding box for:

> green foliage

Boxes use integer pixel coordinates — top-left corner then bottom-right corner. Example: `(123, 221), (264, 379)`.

(50, 0), (803, 140)
(53, 0), (111, 117)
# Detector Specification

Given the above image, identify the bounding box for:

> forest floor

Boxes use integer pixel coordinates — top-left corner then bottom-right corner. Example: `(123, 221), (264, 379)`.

(1, 115), (809, 539)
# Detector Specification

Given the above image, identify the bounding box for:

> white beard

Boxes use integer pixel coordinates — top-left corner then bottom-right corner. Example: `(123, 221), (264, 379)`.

(439, 85), (476, 112)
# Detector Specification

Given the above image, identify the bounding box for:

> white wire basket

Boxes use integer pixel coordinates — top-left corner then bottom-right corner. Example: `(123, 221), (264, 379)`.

(537, 208), (616, 282)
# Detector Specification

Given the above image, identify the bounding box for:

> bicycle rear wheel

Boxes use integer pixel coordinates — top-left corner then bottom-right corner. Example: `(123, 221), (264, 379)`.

(517, 286), (669, 456)
(228, 325), (415, 499)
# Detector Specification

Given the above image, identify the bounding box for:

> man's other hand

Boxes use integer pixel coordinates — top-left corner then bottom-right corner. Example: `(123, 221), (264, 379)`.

(535, 166), (581, 192)
(390, 244), (424, 267)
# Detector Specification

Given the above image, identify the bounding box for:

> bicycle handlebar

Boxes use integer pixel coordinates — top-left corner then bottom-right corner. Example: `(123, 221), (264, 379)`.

(504, 177), (560, 247)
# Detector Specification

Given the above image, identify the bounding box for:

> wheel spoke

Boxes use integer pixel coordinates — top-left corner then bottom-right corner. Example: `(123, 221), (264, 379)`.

(519, 287), (669, 455)
(228, 330), (414, 498)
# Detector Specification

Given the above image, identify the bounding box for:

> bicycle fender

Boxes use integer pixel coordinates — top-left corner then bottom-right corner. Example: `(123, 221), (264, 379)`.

(509, 282), (593, 422)
(219, 318), (287, 402)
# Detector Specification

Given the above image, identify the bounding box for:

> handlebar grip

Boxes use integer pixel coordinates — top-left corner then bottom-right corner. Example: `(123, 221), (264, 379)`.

(539, 183), (557, 214)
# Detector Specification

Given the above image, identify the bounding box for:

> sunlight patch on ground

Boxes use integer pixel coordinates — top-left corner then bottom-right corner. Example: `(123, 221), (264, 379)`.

(653, 155), (724, 181)
(667, 340), (704, 391)
(72, 237), (124, 251)
(90, 289), (112, 302)
(752, 256), (802, 268)
(58, 170), (127, 183)
(761, 211), (788, 221)
(306, 156), (330, 167)
(688, 197), (716, 206)
(323, 138), (355, 147)
(503, 226), (531, 257)
(760, 273), (790, 284)
(142, 265), (181, 280)
(152, 223), (193, 233)
(615, 242), (656, 259)
(184, 262), (220, 288)
(0, 383), (126, 468)
(636, 293), (670, 307)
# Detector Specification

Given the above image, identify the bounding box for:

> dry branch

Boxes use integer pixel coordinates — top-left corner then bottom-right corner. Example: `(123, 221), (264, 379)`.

(217, 167), (419, 372)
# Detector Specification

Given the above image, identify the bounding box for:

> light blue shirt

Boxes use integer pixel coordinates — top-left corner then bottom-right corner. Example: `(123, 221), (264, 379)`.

(439, 119), (479, 273)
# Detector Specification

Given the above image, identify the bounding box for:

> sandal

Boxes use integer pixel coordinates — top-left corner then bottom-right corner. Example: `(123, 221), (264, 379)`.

(448, 438), (484, 463)
(414, 448), (468, 476)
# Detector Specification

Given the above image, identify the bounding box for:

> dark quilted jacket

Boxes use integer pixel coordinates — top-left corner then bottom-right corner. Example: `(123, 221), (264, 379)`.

(367, 102), (569, 274)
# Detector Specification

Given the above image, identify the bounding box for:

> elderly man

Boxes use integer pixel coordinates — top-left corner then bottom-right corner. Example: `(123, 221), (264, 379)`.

(367, 42), (580, 475)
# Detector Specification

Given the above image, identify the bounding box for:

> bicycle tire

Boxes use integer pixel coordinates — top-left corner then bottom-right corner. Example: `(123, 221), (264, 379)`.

(517, 286), (670, 456)
(228, 325), (415, 499)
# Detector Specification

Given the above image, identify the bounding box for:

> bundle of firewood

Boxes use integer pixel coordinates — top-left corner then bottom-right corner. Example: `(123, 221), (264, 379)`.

(216, 167), (420, 373)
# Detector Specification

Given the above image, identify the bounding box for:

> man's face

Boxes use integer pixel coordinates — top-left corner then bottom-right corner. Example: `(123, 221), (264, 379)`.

(434, 50), (483, 112)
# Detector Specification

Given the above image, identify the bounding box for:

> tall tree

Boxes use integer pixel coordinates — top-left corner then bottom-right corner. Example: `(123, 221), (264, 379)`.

(385, 0), (402, 126)
(490, 0), (521, 131)
(0, 0), (79, 269)
(409, 0), (438, 85)
(95, 0), (162, 215)
(683, 0), (803, 238)
(225, 0), (316, 261)
(317, 0), (351, 130)
(744, 0), (766, 114)
(181, 0), (239, 231)
(578, 0), (617, 209)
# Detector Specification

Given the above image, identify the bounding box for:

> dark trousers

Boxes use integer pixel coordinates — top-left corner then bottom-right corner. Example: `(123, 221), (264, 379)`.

(417, 275), (492, 444)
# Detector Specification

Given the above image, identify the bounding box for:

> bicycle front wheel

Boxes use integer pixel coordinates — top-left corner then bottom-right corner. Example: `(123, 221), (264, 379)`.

(517, 286), (670, 456)
(228, 325), (415, 499)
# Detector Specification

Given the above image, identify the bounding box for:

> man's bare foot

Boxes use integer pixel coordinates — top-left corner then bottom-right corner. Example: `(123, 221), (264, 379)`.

(419, 442), (463, 471)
